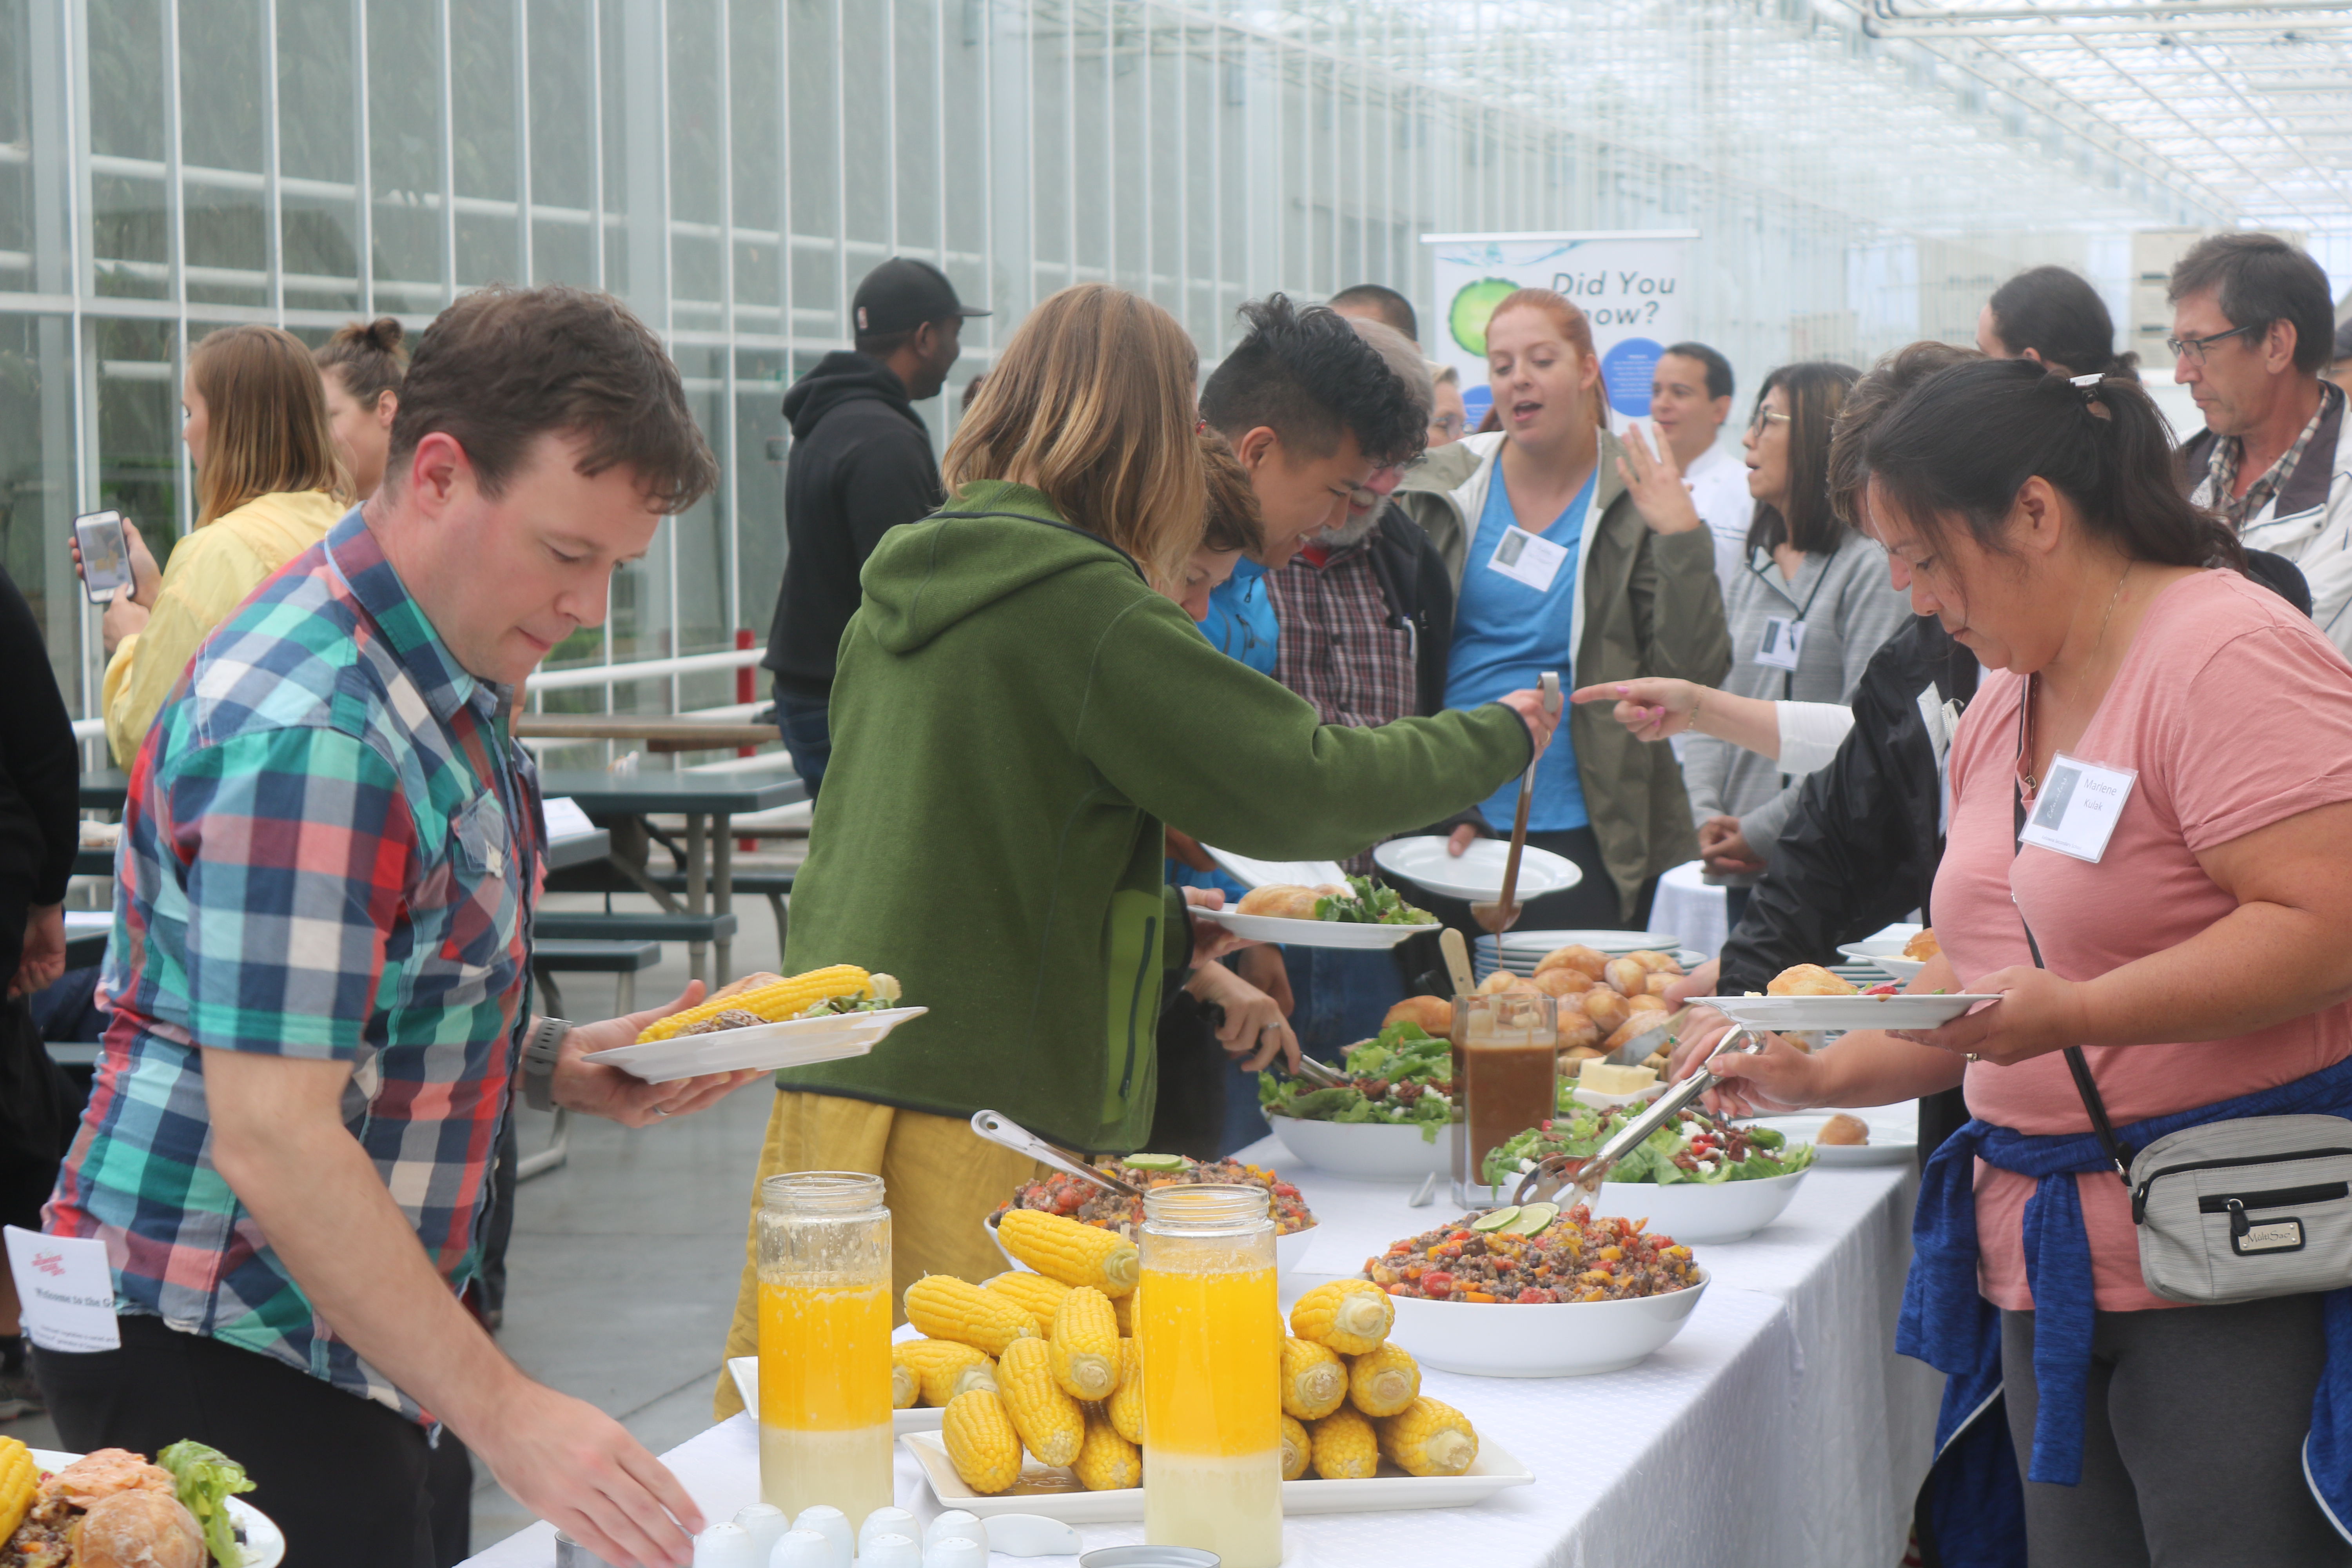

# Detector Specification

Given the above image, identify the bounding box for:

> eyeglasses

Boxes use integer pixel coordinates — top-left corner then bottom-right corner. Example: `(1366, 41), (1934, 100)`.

(1748, 407), (1791, 435)
(1429, 414), (1468, 439)
(2167, 322), (2262, 365)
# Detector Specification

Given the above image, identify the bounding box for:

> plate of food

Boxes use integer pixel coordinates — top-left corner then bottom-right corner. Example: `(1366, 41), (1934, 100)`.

(1479, 1102), (1815, 1243)
(1837, 924), (1936, 984)
(1366, 1212), (1708, 1376)
(1192, 875), (1438, 949)
(1373, 837), (1581, 903)
(1258, 1021), (1452, 1180)
(9, 1440), (283, 1568)
(1747, 1110), (1916, 1167)
(580, 965), (925, 1082)
(987, 1156), (1318, 1279)
(1695, 962), (1995, 1034)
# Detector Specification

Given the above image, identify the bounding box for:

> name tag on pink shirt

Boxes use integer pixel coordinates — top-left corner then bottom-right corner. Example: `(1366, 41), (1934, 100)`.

(2019, 753), (2138, 863)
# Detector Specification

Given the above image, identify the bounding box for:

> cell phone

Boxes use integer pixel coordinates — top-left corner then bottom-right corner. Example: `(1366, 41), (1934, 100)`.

(74, 510), (133, 604)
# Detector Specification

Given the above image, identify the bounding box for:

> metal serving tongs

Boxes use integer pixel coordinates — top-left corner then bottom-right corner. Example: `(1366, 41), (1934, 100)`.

(1511, 1027), (1770, 1207)
(1472, 672), (1562, 936)
(971, 1109), (1145, 1199)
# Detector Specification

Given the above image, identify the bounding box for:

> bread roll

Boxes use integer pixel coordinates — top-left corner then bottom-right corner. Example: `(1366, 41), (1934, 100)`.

(1476, 969), (1524, 996)
(1626, 949), (1682, 975)
(1603, 957), (1649, 997)
(75, 1491), (207, 1568)
(1382, 996), (1454, 1034)
(1818, 1112), (1870, 1146)
(1237, 884), (1319, 919)
(1766, 964), (1858, 997)
(1530, 966), (1593, 999)
(1627, 992), (1666, 1013)
(1646, 971), (1677, 996)
(1904, 928), (1941, 961)
(1581, 988), (1632, 1035)
(1555, 1012), (1601, 1052)
(1563, 1043), (1605, 1062)
(1535, 944), (1610, 980)
(1603, 1014), (1663, 1053)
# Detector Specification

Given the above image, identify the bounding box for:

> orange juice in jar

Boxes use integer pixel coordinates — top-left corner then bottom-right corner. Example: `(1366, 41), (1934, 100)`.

(1138, 1184), (1282, 1568)
(757, 1172), (893, 1522)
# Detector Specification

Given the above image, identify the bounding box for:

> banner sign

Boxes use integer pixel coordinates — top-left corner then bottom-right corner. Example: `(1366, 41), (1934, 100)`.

(1422, 230), (1699, 430)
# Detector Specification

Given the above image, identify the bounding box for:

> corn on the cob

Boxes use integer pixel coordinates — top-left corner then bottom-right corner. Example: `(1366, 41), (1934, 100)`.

(1073, 1414), (1143, 1491)
(905, 1275), (1041, 1357)
(942, 1389), (1024, 1495)
(1308, 1406), (1378, 1480)
(1346, 1341), (1421, 1417)
(891, 1337), (997, 1406)
(890, 1358), (919, 1409)
(0, 1437), (36, 1544)
(1106, 1338), (1144, 1444)
(1376, 1397), (1478, 1477)
(982, 1270), (1073, 1333)
(996, 1338), (1085, 1468)
(1279, 1414), (1311, 1482)
(1049, 1287), (1122, 1400)
(633, 964), (873, 1042)
(1289, 1279), (1393, 1355)
(1279, 1337), (1347, 1421)
(1111, 1289), (1134, 1336)
(995, 1209), (1141, 1297)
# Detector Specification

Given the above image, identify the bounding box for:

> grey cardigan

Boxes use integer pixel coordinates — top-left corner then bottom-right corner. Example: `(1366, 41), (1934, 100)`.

(1682, 527), (1912, 884)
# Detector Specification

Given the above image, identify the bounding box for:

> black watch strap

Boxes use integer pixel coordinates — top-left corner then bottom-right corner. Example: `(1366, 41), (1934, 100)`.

(522, 1015), (570, 1111)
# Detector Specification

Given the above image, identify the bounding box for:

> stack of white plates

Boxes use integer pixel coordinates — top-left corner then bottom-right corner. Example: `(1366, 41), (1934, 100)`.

(1470, 928), (1702, 983)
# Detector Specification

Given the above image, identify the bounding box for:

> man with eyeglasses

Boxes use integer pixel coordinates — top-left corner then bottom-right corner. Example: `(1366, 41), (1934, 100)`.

(2169, 232), (2352, 651)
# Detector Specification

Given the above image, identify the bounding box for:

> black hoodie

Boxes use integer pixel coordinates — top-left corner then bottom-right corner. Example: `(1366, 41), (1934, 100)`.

(761, 350), (945, 697)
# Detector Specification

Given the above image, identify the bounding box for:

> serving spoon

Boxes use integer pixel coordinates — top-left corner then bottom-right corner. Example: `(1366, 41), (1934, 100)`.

(970, 1109), (1145, 1198)
(1471, 671), (1561, 936)
(1510, 1028), (1769, 1206)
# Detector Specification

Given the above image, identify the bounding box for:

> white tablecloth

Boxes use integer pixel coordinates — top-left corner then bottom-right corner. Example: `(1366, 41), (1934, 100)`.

(1651, 859), (1730, 960)
(466, 1118), (1941, 1568)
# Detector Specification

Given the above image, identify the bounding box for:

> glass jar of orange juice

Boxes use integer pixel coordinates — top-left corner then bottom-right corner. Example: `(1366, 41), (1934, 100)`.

(1138, 1184), (1282, 1568)
(757, 1172), (893, 1523)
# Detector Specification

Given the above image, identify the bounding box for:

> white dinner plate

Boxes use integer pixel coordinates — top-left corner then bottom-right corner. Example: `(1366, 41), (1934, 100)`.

(580, 1006), (926, 1083)
(1748, 1112), (1917, 1167)
(31, 1450), (284, 1568)
(901, 1429), (1535, 1519)
(1837, 942), (1928, 983)
(1199, 846), (1350, 891)
(1190, 906), (1436, 949)
(1374, 837), (1582, 902)
(1493, 927), (1681, 956)
(1693, 993), (1998, 1033)
(725, 1357), (944, 1433)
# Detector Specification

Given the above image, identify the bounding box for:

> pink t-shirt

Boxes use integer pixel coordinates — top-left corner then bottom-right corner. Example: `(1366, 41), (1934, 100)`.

(1935, 568), (2352, 1312)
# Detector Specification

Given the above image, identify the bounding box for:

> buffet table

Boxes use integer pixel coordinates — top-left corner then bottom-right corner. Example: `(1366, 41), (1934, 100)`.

(464, 1108), (1941, 1568)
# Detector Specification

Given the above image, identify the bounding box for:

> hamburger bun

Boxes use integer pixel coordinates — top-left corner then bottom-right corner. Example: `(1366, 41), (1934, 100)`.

(1382, 996), (1454, 1034)
(75, 1490), (207, 1568)
(1766, 964), (1858, 998)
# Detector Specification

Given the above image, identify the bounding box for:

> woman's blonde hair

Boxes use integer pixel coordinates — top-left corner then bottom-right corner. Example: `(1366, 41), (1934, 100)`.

(189, 324), (350, 526)
(942, 284), (1204, 588)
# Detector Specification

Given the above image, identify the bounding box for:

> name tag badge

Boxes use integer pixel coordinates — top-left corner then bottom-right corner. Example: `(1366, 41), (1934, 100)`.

(1486, 525), (1568, 593)
(2018, 753), (2138, 864)
(1753, 616), (1805, 671)
(4, 1225), (120, 1354)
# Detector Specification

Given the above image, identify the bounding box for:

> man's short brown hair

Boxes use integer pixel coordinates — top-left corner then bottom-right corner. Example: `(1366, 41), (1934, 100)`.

(388, 284), (719, 512)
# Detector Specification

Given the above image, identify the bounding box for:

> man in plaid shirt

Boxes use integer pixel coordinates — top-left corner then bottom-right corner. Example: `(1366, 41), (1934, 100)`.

(40, 286), (751, 1568)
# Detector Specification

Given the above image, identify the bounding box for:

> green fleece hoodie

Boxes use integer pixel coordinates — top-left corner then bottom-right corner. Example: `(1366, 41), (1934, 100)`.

(775, 481), (1532, 1151)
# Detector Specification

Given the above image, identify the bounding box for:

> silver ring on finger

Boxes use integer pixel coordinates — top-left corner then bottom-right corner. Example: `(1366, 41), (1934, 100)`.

(1965, 1053), (1980, 1063)
(653, 1105), (673, 1117)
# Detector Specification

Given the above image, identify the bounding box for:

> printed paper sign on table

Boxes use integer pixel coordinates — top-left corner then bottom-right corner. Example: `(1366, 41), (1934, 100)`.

(5, 1224), (120, 1353)
(1423, 230), (1698, 430)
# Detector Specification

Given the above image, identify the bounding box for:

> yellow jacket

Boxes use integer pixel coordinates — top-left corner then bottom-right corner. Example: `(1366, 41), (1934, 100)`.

(102, 490), (346, 768)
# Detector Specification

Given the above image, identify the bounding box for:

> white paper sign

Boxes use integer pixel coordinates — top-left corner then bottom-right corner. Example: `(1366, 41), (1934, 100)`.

(1754, 616), (1806, 671)
(541, 795), (597, 841)
(2018, 753), (2137, 864)
(4, 1225), (120, 1354)
(1486, 525), (1569, 593)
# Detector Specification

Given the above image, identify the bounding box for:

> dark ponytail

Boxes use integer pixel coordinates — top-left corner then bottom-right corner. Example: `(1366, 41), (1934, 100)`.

(1985, 266), (2138, 379)
(1862, 357), (2243, 575)
(314, 316), (408, 409)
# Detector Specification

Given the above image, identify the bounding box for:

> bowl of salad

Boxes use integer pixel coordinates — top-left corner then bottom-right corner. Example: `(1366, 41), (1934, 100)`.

(1481, 1100), (1815, 1244)
(1258, 1022), (1452, 1181)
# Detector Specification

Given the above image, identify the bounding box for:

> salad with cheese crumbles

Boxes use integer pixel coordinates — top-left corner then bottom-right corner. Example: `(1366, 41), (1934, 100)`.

(1482, 1100), (1815, 1188)
(1365, 1205), (1702, 1303)
(1258, 1021), (1452, 1142)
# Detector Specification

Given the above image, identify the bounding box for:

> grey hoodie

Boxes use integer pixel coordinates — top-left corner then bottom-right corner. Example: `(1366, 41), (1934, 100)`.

(1682, 527), (1912, 884)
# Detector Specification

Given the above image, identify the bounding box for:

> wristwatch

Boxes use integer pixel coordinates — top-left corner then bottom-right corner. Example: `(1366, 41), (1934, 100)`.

(521, 1015), (571, 1111)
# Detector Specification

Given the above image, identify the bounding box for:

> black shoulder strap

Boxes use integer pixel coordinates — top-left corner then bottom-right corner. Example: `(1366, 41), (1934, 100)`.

(2013, 688), (2133, 1183)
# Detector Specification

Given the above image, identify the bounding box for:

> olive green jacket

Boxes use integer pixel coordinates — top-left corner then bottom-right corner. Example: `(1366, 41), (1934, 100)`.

(1393, 432), (1732, 919)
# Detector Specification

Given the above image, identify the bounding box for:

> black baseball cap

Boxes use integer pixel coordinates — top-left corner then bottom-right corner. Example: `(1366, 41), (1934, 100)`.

(853, 258), (990, 337)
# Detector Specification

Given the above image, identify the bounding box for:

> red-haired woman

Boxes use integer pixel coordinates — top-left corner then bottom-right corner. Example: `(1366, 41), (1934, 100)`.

(1396, 289), (1730, 927)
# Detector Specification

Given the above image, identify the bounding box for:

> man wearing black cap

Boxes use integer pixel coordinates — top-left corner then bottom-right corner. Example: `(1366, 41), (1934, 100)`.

(761, 257), (988, 791)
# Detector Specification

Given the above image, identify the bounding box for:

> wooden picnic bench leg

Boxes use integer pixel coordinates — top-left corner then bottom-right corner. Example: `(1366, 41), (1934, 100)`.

(713, 813), (734, 988)
(685, 811), (709, 989)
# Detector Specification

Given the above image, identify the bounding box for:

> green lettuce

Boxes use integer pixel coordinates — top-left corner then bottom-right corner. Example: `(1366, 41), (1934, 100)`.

(159, 1439), (256, 1567)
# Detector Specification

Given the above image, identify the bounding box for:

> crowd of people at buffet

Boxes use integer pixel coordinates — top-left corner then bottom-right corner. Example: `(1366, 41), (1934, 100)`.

(2, 227), (2352, 1568)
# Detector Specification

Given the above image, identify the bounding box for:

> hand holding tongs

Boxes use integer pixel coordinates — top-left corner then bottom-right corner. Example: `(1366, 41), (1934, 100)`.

(1512, 1027), (1770, 1207)
(971, 1109), (1144, 1199)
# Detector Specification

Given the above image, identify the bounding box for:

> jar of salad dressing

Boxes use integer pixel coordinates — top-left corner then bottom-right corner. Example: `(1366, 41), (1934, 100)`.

(757, 1172), (894, 1524)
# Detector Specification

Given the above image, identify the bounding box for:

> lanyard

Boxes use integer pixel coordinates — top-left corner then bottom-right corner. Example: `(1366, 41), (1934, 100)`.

(1748, 551), (1833, 699)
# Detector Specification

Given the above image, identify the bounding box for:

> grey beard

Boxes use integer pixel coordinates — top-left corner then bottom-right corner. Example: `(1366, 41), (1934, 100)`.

(1318, 506), (1382, 552)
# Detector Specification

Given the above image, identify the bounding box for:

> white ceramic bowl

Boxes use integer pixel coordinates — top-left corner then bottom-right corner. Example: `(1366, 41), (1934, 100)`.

(984, 1211), (1316, 1282)
(1263, 1114), (1452, 1181)
(1384, 1272), (1708, 1377)
(1836, 941), (1927, 984)
(1582, 1168), (1809, 1244)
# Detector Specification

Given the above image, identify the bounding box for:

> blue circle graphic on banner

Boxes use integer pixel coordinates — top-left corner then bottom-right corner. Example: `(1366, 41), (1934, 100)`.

(1601, 338), (1664, 417)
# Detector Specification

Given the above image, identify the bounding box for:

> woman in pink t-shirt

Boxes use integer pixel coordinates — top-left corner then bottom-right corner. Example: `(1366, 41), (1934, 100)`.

(1703, 358), (2352, 1563)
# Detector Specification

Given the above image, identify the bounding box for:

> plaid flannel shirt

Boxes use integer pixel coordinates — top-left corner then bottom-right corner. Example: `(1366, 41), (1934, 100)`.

(47, 510), (541, 1422)
(1270, 539), (1417, 874)
(2200, 380), (2343, 527)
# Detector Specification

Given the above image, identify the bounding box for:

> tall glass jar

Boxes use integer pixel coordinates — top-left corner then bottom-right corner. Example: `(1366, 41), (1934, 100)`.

(1450, 991), (1559, 1206)
(1138, 1184), (1282, 1568)
(757, 1172), (893, 1523)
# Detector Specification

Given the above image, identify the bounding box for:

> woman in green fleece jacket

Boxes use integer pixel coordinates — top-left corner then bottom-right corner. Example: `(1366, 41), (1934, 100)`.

(717, 285), (1557, 1402)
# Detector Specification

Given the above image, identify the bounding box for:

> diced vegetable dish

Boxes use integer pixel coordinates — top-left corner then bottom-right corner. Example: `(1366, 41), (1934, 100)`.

(1366, 1206), (1701, 1303)
(997, 1155), (1316, 1236)
(1259, 1022), (1452, 1143)
(1486, 1101), (1815, 1188)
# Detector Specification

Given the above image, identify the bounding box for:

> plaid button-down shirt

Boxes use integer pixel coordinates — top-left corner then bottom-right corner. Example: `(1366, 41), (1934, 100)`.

(48, 510), (540, 1421)
(2200, 380), (2345, 528)
(1271, 539), (1418, 874)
